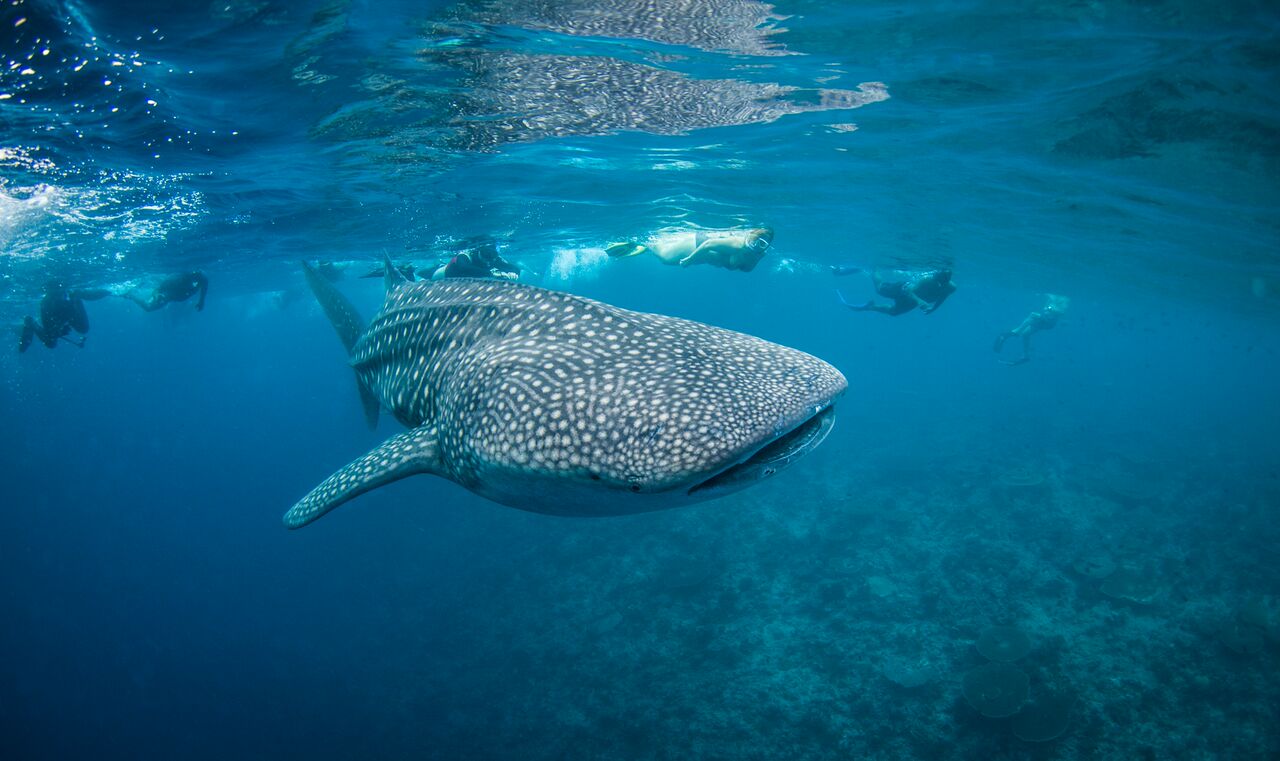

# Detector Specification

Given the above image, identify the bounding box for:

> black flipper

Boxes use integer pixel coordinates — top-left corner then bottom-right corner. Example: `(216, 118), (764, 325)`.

(18, 317), (34, 353)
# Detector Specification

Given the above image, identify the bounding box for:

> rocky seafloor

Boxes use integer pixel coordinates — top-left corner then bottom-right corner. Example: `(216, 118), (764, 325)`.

(348, 434), (1279, 760)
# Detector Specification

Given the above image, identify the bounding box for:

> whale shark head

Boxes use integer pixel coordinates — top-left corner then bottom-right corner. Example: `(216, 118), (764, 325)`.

(285, 270), (846, 527)
(426, 287), (847, 514)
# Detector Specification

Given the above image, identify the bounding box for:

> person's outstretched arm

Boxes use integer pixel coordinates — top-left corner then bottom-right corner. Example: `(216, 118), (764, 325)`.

(678, 240), (721, 267)
(928, 289), (954, 313)
(911, 290), (937, 313)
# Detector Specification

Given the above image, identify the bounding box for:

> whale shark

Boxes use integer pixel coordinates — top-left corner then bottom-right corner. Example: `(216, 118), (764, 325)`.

(285, 262), (847, 527)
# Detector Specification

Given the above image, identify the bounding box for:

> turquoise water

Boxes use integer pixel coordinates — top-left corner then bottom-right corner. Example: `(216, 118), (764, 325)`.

(2, 0), (1279, 758)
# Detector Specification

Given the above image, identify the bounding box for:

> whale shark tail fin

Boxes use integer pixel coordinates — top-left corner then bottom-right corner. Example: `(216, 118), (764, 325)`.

(302, 261), (381, 430)
(302, 261), (365, 353)
(284, 427), (440, 528)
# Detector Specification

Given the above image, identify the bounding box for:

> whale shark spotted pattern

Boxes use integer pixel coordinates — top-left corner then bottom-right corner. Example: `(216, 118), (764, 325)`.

(285, 264), (847, 527)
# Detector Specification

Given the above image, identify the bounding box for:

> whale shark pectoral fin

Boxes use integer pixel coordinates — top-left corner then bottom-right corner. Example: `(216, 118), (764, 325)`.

(284, 428), (440, 529)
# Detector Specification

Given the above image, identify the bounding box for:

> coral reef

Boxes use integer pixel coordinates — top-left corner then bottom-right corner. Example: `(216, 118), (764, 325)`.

(364, 436), (1280, 759)
(1071, 552), (1117, 580)
(1240, 596), (1280, 643)
(1012, 691), (1075, 743)
(881, 654), (939, 689)
(1218, 621), (1265, 657)
(997, 465), (1047, 489)
(1101, 567), (1161, 605)
(963, 663), (1030, 718)
(975, 625), (1032, 662)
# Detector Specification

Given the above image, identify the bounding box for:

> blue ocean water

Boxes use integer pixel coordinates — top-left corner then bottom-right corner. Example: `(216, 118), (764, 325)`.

(2, 0), (1279, 758)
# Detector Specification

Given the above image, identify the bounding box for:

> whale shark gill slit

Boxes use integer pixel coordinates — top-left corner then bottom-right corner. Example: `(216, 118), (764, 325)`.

(688, 403), (836, 496)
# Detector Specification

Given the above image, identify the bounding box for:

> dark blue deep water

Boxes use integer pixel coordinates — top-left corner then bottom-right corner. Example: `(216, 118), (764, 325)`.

(3, 0), (1279, 758)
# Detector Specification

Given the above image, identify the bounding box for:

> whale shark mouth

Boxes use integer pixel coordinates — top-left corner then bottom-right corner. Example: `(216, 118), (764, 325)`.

(687, 404), (837, 496)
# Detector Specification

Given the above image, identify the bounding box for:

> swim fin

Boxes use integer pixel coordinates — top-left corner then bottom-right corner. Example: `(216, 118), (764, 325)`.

(606, 242), (647, 259)
(18, 317), (33, 353)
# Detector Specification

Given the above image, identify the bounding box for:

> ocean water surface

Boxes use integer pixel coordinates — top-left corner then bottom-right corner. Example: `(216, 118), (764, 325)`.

(2, 0), (1279, 758)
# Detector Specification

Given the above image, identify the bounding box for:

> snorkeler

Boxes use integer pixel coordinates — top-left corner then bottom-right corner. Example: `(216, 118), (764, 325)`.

(426, 240), (521, 281)
(830, 264), (864, 277)
(838, 268), (956, 316)
(994, 294), (1070, 365)
(121, 271), (209, 312)
(18, 280), (104, 352)
(315, 260), (356, 283)
(606, 228), (774, 273)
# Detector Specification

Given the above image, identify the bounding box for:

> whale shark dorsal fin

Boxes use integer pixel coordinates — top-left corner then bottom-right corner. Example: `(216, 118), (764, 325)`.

(284, 427), (441, 529)
(383, 253), (409, 292)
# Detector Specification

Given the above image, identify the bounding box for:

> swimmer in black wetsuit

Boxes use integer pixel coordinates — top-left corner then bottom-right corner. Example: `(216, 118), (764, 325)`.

(315, 260), (353, 283)
(839, 268), (956, 316)
(427, 240), (521, 281)
(994, 294), (1070, 365)
(18, 280), (105, 352)
(122, 271), (208, 312)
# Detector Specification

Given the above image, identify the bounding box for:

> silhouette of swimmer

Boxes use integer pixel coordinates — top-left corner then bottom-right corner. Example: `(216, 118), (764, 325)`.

(427, 241), (521, 281)
(315, 260), (354, 283)
(994, 294), (1070, 365)
(121, 271), (208, 312)
(830, 264), (864, 277)
(359, 244), (521, 282)
(839, 268), (955, 316)
(607, 228), (773, 272)
(18, 280), (107, 352)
